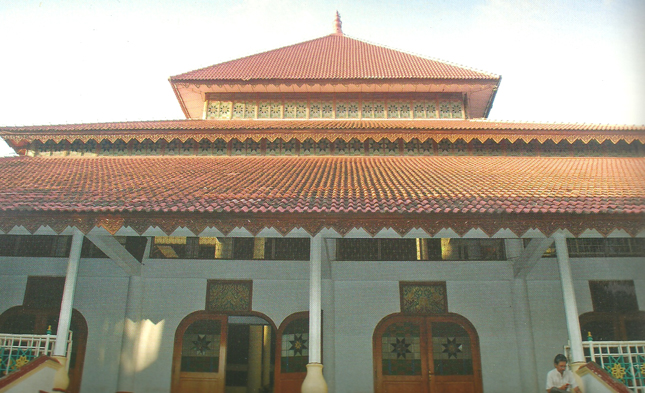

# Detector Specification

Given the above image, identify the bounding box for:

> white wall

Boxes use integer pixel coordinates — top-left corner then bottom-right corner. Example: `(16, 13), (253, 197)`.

(1, 251), (643, 393)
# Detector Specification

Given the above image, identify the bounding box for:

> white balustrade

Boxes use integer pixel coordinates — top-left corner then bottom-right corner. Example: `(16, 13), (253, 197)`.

(566, 340), (645, 393)
(0, 332), (72, 376)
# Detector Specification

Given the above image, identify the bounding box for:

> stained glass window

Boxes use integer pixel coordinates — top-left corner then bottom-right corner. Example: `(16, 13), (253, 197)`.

(432, 322), (473, 375)
(281, 317), (309, 373)
(439, 102), (451, 119)
(284, 103), (297, 118)
(381, 321), (422, 375)
(181, 319), (221, 372)
(258, 102), (271, 119)
(450, 102), (464, 118)
(309, 103), (322, 119)
(321, 102), (334, 118)
(244, 102), (257, 119)
(232, 102), (245, 119)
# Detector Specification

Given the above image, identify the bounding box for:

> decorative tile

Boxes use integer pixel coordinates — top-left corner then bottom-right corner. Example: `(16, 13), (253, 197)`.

(419, 139), (433, 155)
(400, 282), (447, 314)
(166, 139), (181, 156)
(316, 139), (331, 155)
(349, 138), (363, 155)
(246, 139), (261, 156)
(404, 139), (419, 155)
(301, 138), (315, 156)
(231, 139), (245, 155)
(283, 139), (297, 155)
(334, 139), (347, 155)
(181, 139), (196, 156)
(266, 139), (281, 156)
(438, 139), (452, 155)
(198, 139), (212, 156)
(206, 280), (252, 312)
(213, 139), (227, 155)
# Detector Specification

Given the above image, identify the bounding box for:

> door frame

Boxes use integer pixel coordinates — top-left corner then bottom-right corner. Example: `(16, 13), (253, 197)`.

(373, 312), (483, 393)
(171, 310), (229, 393)
(171, 310), (277, 393)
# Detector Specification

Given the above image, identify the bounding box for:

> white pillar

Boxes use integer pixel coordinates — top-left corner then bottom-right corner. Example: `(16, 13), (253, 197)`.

(117, 275), (144, 393)
(54, 230), (83, 357)
(302, 234), (328, 393)
(247, 325), (263, 393)
(308, 235), (323, 364)
(512, 278), (540, 392)
(553, 234), (585, 363)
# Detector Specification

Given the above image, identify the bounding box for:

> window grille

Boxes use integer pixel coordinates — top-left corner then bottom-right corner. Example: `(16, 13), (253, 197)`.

(150, 237), (309, 260)
(336, 239), (505, 261)
(567, 238), (645, 257)
(0, 235), (71, 258)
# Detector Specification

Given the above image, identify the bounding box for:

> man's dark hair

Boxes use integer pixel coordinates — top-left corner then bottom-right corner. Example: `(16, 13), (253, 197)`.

(554, 354), (568, 364)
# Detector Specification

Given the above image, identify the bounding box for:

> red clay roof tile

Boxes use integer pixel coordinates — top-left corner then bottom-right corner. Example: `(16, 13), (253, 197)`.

(170, 34), (498, 82)
(0, 156), (642, 215)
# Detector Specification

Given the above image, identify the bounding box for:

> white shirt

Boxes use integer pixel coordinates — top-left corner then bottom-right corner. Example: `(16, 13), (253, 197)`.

(546, 368), (578, 391)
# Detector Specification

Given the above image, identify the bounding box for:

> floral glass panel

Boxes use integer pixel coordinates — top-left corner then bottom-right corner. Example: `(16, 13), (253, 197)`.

(401, 283), (447, 314)
(206, 280), (252, 312)
(181, 319), (221, 372)
(381, 321), (422, 375)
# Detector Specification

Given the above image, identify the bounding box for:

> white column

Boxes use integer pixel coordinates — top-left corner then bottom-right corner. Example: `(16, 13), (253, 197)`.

(54, 230), (83, 357)
(301, 234), (328, 393)
(309, 235), (323, 364)
(512, 278), (540, 392)
(553, 234), (585, 363)
(116, 275), (144, 393)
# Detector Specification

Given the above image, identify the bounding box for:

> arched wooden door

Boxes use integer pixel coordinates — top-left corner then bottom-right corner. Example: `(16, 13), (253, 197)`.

(171, 312), (228, 393)
(275, 311), (310, 393)
(374, 314), (482, 393)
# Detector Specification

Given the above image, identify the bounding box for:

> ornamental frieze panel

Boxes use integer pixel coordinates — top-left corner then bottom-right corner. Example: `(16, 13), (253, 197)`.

(0, 213), (643, 238)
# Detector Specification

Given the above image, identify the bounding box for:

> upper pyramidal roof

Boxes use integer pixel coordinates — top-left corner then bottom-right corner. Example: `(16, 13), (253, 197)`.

(170, 13), (498, 83)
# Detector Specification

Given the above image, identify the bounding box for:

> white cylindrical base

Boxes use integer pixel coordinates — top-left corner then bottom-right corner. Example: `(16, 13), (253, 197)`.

(301, 363), (328, 393)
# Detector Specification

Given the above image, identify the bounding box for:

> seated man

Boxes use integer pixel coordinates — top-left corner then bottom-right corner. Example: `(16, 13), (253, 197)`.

(546, 354), (581, 393)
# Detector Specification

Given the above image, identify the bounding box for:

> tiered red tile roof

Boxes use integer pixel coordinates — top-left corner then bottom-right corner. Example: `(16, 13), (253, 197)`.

(1, 156), (643, 215)
(2, 119), (643, 145)
(169, 34), (499, 82)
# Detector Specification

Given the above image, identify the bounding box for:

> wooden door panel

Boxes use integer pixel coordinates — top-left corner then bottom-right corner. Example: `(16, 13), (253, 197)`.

(172, 313), (228, 393)
(374, 314), (482, 393)
(178, 373), (223, 393)
(383, 381), (427, 393)
(433, 381), (474, 393)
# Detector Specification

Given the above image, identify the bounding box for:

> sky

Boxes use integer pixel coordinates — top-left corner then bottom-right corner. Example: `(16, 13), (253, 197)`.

(0, 0), (643, 155)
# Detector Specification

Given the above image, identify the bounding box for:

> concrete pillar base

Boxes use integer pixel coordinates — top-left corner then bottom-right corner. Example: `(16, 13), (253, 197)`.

(571, 361), (586, 391)
(52, 356), (70, 392)
(301, 363), (328, 393)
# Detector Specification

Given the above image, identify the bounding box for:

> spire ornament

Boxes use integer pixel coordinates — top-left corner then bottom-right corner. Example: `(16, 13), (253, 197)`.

(334, 11), (343, 35)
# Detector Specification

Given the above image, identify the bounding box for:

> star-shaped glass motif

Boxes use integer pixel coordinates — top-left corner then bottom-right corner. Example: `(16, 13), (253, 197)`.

(442, 337), (463, 359)
(391, 337), (412, 359)
(192, 334), (212, 355)
(289, 334), (308, 356)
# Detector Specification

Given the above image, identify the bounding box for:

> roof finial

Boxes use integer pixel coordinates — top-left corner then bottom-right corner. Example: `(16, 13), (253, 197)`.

(334, 11), (343, 35)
